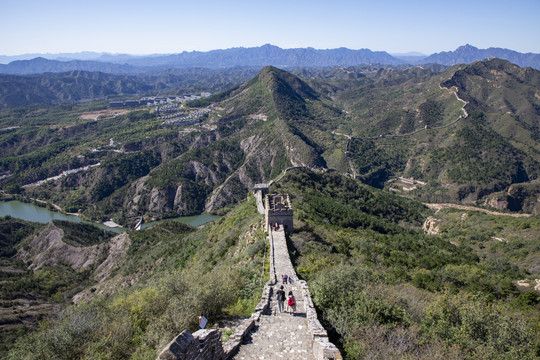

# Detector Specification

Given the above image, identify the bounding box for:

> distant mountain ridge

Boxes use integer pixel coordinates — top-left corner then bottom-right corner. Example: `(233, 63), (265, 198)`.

(0, 68), (259, 109)
(1, 44), (540, 75)
(0, 57), (139, 75)
(0, 45), (404, 73)
(121, 44), (404, 68)
(423, 44), (540, 69)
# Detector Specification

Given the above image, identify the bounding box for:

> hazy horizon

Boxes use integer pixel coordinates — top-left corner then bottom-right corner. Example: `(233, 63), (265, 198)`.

(0, 44), (432, 59)
(0, 43), (538, 62)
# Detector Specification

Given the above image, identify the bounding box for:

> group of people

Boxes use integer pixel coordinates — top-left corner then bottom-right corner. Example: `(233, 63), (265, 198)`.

(281, 274), (293, 284)
(276, 286), (296, 314)
(276, 274), (296, 315)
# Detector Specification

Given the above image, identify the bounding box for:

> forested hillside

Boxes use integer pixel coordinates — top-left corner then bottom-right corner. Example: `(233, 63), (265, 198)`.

(4, 168), (538, 359)
(2, 60), (540, 229)
(277, 169), (540, 359)
(0, 67), (258, 109)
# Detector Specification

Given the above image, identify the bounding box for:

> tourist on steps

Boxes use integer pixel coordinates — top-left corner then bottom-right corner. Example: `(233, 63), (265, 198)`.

(287, 291), (296, 315)
(276, 285), (286, 313)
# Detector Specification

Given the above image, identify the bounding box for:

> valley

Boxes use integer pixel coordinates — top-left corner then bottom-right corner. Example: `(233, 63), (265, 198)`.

(0, 58), (539, 359)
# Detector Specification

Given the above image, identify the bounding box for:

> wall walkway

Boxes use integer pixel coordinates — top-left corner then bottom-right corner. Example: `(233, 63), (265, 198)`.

(156, 214), (341, 360)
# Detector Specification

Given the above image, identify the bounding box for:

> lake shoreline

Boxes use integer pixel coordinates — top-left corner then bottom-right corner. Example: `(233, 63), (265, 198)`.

(0, 199), (218, 232)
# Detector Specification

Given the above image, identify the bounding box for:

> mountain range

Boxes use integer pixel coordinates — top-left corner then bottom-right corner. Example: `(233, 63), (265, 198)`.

(1, 44), (540, 75)
(2, 58), (539, 226)
(0, 67), (260, 109)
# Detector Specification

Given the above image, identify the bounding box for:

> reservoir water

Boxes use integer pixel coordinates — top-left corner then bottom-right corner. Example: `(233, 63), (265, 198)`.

(0, 201), (218, 233)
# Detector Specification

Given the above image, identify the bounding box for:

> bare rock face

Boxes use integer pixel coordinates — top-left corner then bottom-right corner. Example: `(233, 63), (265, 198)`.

(17, 223), (107, 272)
(204, 173), (246, 212)
(205, 136), (277, 212)
(485, 196), (509, 210)
(482, 183), (540, 215)
(148, 187), (172, 213)
(423, 216), (440, 235)
(15, 222), (139, 305)
(507, 183), (540, 215)
(186, 160), (219, 185)
(72, 232), (133, 304)
(16, 223), (133, 279)
(93, 232), (131, 282)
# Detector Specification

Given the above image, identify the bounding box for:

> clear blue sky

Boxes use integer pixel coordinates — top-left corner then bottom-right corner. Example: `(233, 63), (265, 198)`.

(1, 0), (539, 55)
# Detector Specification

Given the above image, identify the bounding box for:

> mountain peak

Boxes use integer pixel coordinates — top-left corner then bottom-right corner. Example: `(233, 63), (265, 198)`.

(206, 66), (340, 123)
(255, 66), (318, 101)
(422, 44), (540, 68)
(260, 43), (279, 49)
(457, 44), (479, 51)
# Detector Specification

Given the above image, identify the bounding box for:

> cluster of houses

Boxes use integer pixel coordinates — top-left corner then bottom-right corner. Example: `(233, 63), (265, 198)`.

(388, 176), (427, 192)
(109, 92), (211, 108)
(109, 99), (146, 108)
(155, 104), (181, 113)
(162, 109), (211, 127)
(157, 111), (186, 120)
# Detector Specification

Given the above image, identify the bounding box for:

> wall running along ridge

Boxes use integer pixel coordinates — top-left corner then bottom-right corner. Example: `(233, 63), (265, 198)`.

(156, 193), (341, 360)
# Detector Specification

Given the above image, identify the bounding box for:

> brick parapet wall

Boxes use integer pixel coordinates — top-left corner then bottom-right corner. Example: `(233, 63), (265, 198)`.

(222, 280), (273, 357)
(268, 232), (277, 285)
(299, 280), (342, 360)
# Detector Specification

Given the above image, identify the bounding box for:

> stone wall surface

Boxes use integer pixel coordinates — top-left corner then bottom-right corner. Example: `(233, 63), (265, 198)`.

(255, 190), (265, 215)
(157, 329), (224, 360)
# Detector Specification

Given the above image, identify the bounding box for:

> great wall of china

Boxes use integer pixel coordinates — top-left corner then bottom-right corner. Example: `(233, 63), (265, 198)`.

(156, 186), (341, 360)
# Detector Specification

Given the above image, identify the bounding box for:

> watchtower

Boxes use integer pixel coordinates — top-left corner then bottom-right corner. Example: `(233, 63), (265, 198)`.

(265, 194), (293, 234)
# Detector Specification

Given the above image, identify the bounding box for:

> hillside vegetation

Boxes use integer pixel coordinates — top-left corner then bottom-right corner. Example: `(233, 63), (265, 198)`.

(4, 197), (268, 359)
(0, 67), (258, 109)
(1, 172), (539, 359)
(0, 217), (111, 356)
(1, 53), (540, 360)
(2, 60), (540, 223)
(275, 169), (540, 359)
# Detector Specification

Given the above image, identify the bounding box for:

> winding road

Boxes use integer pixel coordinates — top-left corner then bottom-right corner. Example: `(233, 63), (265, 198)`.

(424, 203), (532, 218)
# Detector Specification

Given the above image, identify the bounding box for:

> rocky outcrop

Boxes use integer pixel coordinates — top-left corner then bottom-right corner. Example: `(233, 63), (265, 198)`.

(423, 216), (440, 235)
(71, 232), (134, 304)
(16, 223), (133, 304)
(157, 329), (225, 360)
(93, 232), (131, 282)
(483, 181), (540, 214)
(17, 223), (107, 272)
(204, 135), (276, 212)
(485, 196), (509, 211)
(124, 180), (213, 226)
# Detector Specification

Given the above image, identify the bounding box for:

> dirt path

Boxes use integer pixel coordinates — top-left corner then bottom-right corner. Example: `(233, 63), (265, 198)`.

(22, 163), (100, 188)
(424, 203), (533, 218)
